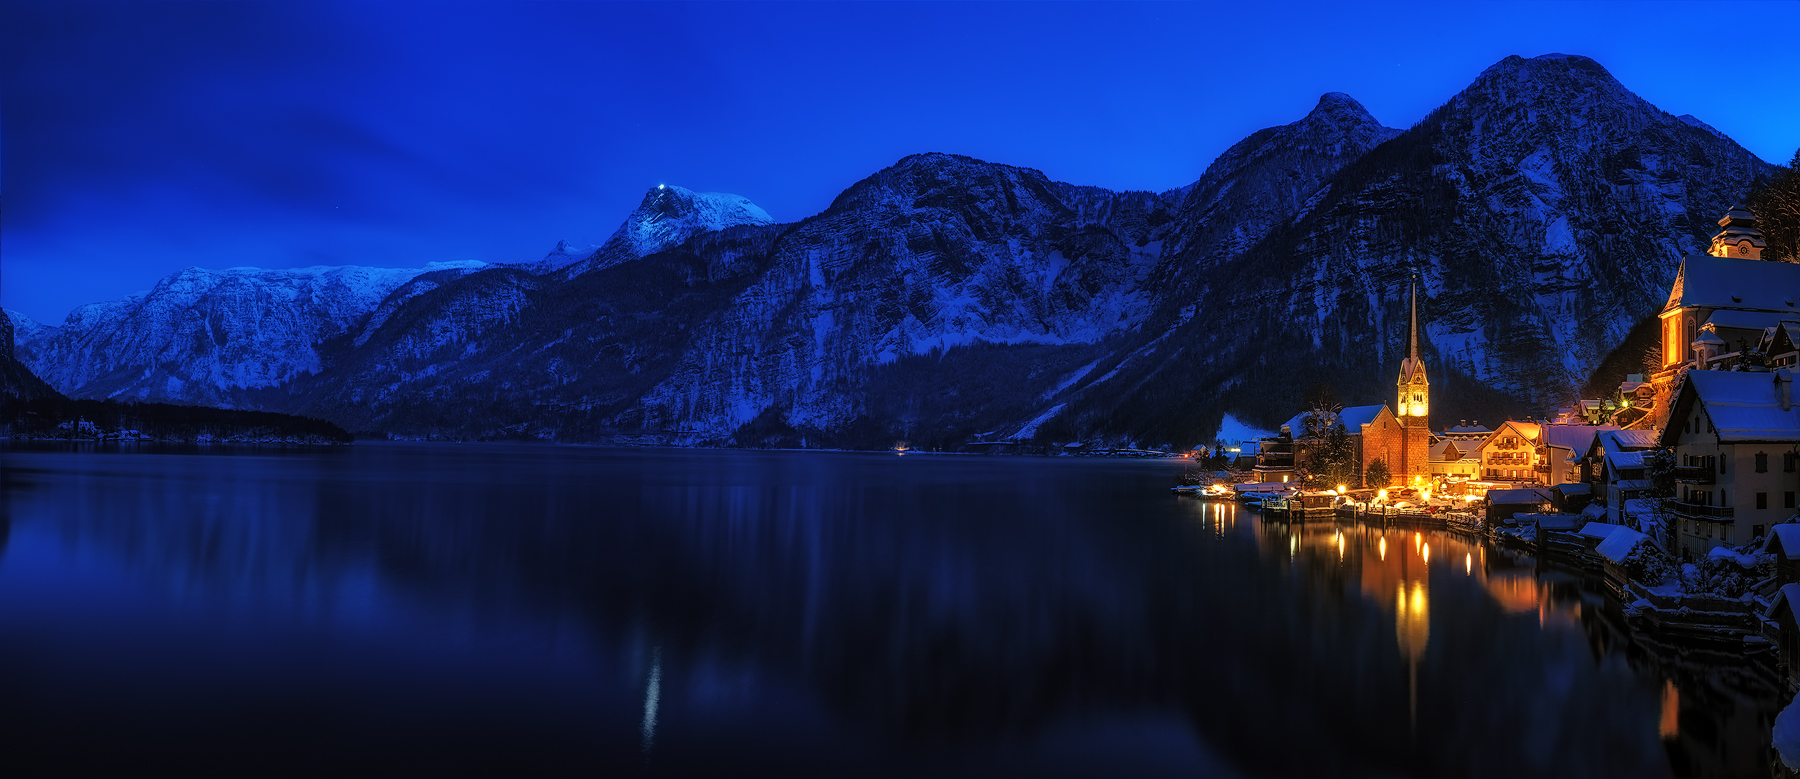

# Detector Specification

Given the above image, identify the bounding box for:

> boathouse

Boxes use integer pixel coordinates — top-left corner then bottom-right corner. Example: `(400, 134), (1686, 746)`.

(1762, 524), (1800, 585)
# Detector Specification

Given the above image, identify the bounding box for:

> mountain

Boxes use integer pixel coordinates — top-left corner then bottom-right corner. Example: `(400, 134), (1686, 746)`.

(11, 262), (483, 408)
(8, 54), (1778, 447)
(0, 313), (60, 402)
(558, 184), (775, 276)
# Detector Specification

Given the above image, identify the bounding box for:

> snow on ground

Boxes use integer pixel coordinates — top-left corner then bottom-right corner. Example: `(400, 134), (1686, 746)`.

(1011, 403), (1066, 441)
(1777, 694), (1800, 770)
(1214, 413), (1273, 444)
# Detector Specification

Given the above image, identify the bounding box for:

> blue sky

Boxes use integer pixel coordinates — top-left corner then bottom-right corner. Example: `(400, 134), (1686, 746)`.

(5, 1), (1798, 325)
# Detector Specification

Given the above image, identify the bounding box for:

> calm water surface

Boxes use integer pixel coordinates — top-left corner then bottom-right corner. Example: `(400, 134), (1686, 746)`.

(0, 443), (1783, 776)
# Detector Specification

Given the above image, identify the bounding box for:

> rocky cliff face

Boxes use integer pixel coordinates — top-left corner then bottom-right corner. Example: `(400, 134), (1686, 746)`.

(1041, 55), (1769, 444)
(8, 55), (1777, 447)
(0, 314), (60, 402)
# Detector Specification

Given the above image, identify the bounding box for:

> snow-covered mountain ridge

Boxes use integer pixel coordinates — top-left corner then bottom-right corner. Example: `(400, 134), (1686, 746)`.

(9, 54), (1778, 446)
(9, 261), (485, 407)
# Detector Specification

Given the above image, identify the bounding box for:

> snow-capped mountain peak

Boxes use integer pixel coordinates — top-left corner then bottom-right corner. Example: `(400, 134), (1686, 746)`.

(569, 184), (775, 275)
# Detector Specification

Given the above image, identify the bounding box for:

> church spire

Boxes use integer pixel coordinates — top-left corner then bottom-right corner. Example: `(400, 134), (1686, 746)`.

(1398, 275), (1428, 420)
(1409, 277), (1419, 362)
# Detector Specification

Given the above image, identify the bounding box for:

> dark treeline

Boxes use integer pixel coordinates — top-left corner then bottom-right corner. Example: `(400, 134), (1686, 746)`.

(2, 397), (351, 444)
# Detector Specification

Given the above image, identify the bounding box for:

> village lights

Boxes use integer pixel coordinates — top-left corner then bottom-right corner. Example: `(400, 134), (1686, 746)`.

(1466, 552), (1472, 574)
(1338, 484), (1347, 495)
(1380, 537), (1387, 560)
(1423, 543), (1430, 564)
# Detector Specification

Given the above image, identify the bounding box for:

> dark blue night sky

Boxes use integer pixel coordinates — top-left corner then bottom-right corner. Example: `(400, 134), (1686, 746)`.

(5, 1), (1797, 325)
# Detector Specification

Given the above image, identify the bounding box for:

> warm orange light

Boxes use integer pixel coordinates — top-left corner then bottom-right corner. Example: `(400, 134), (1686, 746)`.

(1465, 552), (1472, 575)
(1423, 542), (1430, 564)
(1379, 537), (1387, 560)
(1659, 681), (1679, 740)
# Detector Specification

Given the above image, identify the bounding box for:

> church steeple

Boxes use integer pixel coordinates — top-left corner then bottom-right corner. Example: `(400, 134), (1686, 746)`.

(1708, 204), (1768, 260)
(1398, 278), (1429, 421)
(1409, 278), (1419, 362)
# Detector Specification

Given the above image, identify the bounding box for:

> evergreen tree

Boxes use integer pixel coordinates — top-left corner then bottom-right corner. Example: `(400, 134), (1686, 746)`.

(1365, 458), (1391, 489)
(1749, 148), (1800, 262)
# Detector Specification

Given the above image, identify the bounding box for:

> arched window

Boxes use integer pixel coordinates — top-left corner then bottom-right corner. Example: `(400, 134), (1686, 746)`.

(1687, 316), (1697, 357)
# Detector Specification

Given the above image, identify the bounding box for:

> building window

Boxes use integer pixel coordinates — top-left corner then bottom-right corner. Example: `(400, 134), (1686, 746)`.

(1725, 525), (1733, 542)
(1787, 453), (1797, 473)
(1757, 453), (1768, 472)
(1787, 492), (1796, 509)
(1758, 492), (1768, 509)
(1722, 489), (1729, 505)
(1720, 457), (1726, 474)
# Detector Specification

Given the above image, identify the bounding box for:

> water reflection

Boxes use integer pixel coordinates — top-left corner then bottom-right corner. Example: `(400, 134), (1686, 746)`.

(0, 444), (1783, 777)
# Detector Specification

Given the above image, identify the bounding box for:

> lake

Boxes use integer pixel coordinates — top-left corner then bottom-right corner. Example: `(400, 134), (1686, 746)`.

(0, 443), (1783, 776)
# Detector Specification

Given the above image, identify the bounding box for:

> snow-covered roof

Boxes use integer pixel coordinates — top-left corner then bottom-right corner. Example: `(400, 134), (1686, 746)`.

(1676, 370), (1800, 443)
(1578, 522), (1626, 540)
(1580, 502), (1607, 519)
(1615, 479), (1653, 491)
(1596, 527), (1649, 563)
(1773, 583), (1800, 617)
(1607, 451), (1648, 470)
(1233, 482), (1295, 493)
(1339, 404), (1387, 430)
(1536, 514), (1579, 530)
(1666, 252), (1800, 314)
(1543, 424), (1614, 453)
(1764, 524), (1800, 560)
(1706, 309), (1793, 333)
(1695, 329), (1727, 346)
(1557, 482), (1591, 496)
(1279, 411), (1309, 436)
(1432, 439), (1476, 462)
(1487, 488), (1553, 504)
(1622, 497), (1660, 517)
(1605, 429), (1660, 450)
(1445, 423), (1491, 434)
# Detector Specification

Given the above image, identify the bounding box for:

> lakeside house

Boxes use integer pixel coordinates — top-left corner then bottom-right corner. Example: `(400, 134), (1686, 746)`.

(1430, 438), (1480, 479)
(1541, 423), (1618, 485)
(1583, 429), (1661, 533)
(1475, 420), (1543, 482)
(1658, 369), (1800, 558)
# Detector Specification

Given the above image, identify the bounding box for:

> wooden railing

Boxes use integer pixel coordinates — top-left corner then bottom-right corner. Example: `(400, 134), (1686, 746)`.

(1665, 499), (1734, 519)
(1672, 466), (1715, 484)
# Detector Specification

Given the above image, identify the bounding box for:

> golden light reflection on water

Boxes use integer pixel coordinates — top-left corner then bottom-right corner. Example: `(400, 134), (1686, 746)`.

(1397, 579), (1430, 662)
(1660, 680), (1680, 740)
(1231, 507), (1700, 760)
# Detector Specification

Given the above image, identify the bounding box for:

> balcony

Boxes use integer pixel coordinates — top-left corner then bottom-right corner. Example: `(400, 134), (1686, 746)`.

(1673, 466), (1715, 484)
(1665, 499), (1734, 520)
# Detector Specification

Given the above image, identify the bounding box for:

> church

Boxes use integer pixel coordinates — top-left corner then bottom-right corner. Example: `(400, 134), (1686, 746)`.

(1360, 279), (1435, 486)
(1257, 280), (1434, 488)
(1650, 205), (1800, 427)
